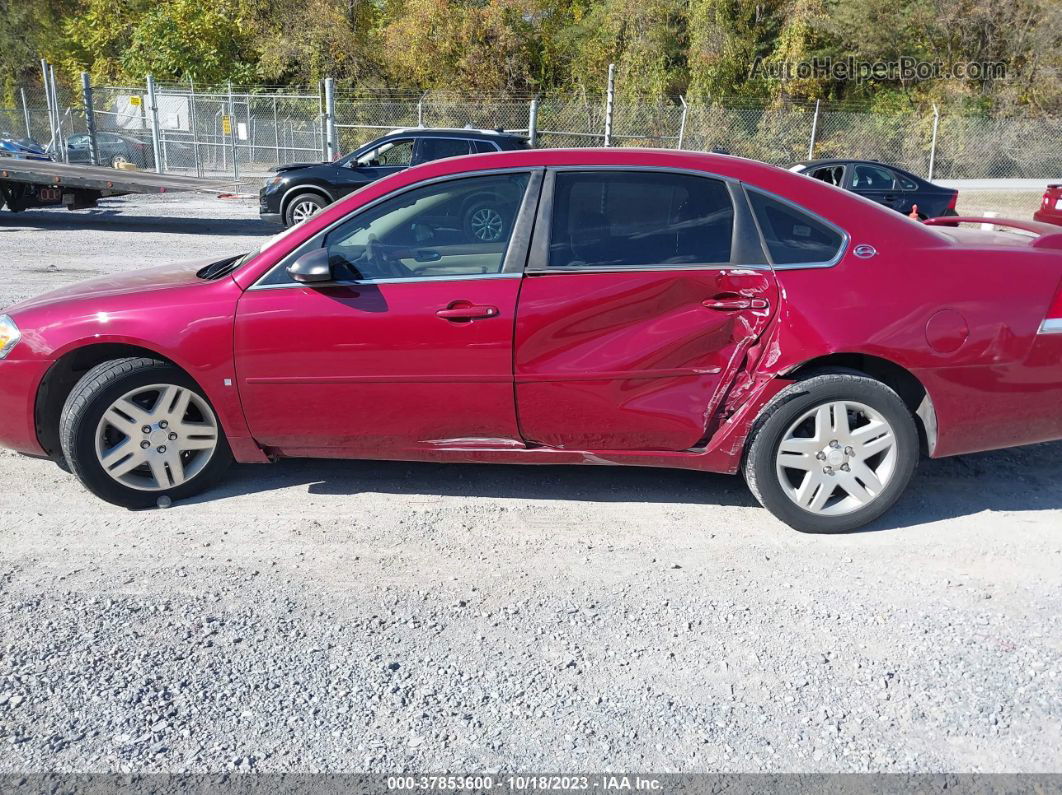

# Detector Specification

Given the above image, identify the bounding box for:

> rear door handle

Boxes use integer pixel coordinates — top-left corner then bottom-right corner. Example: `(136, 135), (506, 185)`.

(702, 298), (769, 311)
(436, 304), (499, 320)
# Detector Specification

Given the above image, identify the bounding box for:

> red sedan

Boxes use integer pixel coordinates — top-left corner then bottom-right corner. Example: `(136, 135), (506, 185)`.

(1, 149), (1061, 533)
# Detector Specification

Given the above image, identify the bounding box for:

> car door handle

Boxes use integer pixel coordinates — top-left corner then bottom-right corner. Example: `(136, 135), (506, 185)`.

(436, 304), (499, 320)
(885, 194), (898, 202)
(702, 298), (768, 311)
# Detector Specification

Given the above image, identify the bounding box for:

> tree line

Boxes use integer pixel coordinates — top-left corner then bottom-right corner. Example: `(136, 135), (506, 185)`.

(2, 0), (1059, 115)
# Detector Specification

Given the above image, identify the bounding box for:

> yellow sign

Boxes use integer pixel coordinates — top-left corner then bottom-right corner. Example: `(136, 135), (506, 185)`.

(221, 115), (232, 135)
(128, 96), (142, 107)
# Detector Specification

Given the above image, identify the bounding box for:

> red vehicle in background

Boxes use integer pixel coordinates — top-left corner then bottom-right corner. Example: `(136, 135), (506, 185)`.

(1, 149), (1061, 533)
(1034, 183), (1062, 226)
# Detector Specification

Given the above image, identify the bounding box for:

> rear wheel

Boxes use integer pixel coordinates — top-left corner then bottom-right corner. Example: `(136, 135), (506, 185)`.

(284, 192), (327, 227)
(743, 373), (919, 533)
(60, 357), (232, 508)
(110, 153), (128, 168)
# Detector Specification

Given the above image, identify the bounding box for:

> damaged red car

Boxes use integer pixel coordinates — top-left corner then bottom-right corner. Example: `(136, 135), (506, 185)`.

(1, 149), (1061, 533)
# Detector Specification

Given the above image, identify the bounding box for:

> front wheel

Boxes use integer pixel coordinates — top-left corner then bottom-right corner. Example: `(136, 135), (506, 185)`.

(743, 373), (919, 533)
(59, 357), (232, 508)
(284, 192), (327, 227)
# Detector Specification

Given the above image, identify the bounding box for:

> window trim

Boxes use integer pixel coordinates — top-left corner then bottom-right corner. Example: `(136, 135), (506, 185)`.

(525, 165), (768, 275)
(249, 167), (544, 290)
(742, 185), (850, 270)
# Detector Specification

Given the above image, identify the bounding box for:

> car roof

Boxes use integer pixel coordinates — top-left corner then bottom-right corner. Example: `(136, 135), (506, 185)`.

(385, 127), (526, 140)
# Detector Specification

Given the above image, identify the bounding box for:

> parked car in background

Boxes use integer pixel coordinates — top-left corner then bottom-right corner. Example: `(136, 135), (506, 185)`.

(3, 149), (1062, 533)
(1034, 183), (1062, 226)
(0, 134), (51, 161)
(260, 127), (530, 227)
(790, 159), (958, 219)
(66, 131), (152, 169)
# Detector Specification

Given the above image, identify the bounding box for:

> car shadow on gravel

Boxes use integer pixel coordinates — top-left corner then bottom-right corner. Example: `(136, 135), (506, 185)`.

(857, 440), (1062, 532)
(186, 458), (760, 508)
(0, 207), (274, 236)
(182, 440), (1062, 530)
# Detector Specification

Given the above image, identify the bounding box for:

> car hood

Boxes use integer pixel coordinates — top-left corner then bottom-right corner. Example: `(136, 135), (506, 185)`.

(272, 161), (332, 173)
(5, 258), (224, 315)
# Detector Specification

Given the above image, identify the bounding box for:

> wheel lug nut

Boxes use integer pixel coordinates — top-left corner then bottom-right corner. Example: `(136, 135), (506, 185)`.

(845, 446), (854, 456)
(159, 420), (168, 429)
(140, 440), (150, 449)
(142, 425), (152, 434)
(168, 432), (178, 441)
(816, 452), (826, 461)
(841, 463), (850, 472)
(823, 466), (834, 475)
(157, 445), (167, 454)
(830, 440), (840, 448)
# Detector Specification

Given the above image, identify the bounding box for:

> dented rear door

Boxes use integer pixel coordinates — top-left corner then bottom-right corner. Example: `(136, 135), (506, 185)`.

(513, 168), (778, 451)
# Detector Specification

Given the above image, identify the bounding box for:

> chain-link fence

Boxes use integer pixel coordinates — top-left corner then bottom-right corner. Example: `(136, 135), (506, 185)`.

(3, 70), (1060, 186)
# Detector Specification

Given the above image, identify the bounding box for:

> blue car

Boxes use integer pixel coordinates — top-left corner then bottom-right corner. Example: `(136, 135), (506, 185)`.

(0, 134), (52, 161)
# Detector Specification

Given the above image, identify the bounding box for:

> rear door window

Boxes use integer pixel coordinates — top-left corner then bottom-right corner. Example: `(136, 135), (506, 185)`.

(849, 165), (896, 190)
(416, 138), (474, 164)
(547, 171), (734, 268)
(747, 190), (845, 266)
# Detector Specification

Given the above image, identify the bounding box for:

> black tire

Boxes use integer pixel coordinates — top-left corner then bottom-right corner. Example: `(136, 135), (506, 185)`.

(462, 200), (507, 243)
(743, 373), (919, 534)
(59, 357), (232, 509)
(284, 192), (327, 227)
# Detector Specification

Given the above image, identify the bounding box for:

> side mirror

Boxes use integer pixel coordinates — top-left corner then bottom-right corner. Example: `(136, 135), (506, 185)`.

(286, 248), (333, 283)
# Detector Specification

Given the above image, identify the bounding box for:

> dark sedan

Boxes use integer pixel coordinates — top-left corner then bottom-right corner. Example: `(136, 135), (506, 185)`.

(791, 159), (958, 219)
(260, 128), (530, 227)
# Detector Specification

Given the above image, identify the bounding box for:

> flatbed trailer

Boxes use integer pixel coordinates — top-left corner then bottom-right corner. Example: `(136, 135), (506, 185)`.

(0, 158), (239, 213)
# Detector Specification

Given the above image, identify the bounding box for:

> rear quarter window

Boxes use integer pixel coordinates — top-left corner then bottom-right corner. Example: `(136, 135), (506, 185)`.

(747, 190), (845, 266)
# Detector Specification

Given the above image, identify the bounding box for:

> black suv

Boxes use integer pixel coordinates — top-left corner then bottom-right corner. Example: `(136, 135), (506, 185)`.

(790, 159), (958, 220)
(260, 128), (530, 227)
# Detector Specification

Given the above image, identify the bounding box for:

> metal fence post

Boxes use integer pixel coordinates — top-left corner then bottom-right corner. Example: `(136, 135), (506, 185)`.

(228, 81), (240, 184)
(146, 75), (163, 173)
(528, 98), (539, 147)
(677, 96), (688, 149)
(323, 77), (337, 160)
(81, 72), (99, 166)
(417, 92), (426, 127)
(603, 63), (616, 147)
(40, 60), (57, 157)
(48, 64), (68, 162)
(807, 99), (820, 159)
(19, 87), (32, 139)
(188, 76), (203, 178)
(273, 95), (281, 165)
(928, 103), (940, 181)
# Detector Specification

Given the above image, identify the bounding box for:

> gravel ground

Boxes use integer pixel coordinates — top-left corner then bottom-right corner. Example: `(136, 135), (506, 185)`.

(0, 195), (1061, 774)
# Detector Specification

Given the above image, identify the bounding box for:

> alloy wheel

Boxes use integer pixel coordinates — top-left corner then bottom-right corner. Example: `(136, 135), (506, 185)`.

(469, 207), (503, 241)
(94, 384), (219, 491)
(774, 400), (898, 516)
(290, 199), (322, 224)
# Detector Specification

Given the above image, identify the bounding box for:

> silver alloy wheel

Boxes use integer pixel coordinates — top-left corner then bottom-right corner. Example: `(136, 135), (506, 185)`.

(775, 400), (898, 516)
(94, 384), (219, 492)
(290, 199), (322, 224)
(469, 206), (503, 241)
(111, 154), (128, 168)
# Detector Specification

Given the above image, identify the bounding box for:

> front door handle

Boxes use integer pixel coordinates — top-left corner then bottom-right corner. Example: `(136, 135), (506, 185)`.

(436, 303), (499, 320)
(702, 297), (769, 311)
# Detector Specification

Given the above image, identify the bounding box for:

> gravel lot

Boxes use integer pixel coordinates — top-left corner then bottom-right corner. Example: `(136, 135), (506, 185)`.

(0, 194), (1060, 774)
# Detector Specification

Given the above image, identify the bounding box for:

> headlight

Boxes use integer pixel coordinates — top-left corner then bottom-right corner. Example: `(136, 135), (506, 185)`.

(0, 314), (21, 359)
(266, 175), (284, 187)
